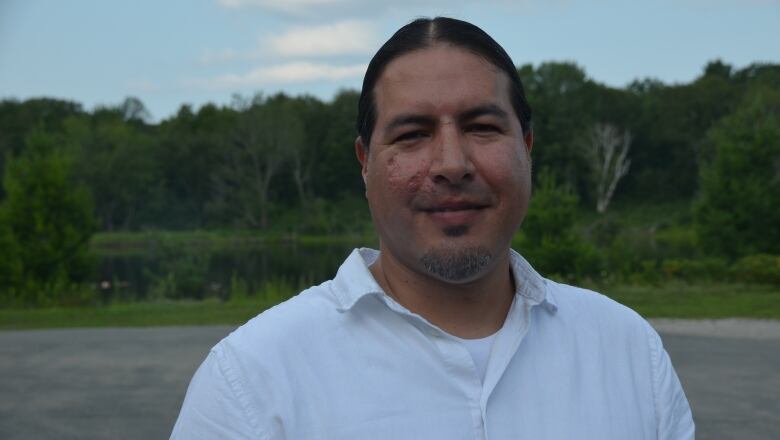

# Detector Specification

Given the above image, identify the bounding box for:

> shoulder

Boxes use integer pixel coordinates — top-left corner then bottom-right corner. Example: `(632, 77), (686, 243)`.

(217, 280), (343, 359)
(543, 279), (656, 342)
(172, 281), (345, 439)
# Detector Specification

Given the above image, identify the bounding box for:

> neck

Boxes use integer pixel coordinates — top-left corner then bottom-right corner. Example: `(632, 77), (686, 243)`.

(370, 247), (515, 339)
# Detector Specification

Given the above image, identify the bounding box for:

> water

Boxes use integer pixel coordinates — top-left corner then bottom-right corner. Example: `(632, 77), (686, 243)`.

(93, 242), (359, 302)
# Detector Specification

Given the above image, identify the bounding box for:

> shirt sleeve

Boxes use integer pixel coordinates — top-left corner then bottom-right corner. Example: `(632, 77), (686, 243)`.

(170, 349), (263, 440)
(646, 324), (695, 440)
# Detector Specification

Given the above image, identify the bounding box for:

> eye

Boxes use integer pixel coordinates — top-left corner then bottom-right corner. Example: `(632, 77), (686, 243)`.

(466, 123), (501, 134)
(394, 130), (429, 143)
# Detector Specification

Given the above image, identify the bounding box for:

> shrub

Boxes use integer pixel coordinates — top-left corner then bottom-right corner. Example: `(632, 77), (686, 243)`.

(145, 239), (212, 300)
(730, 254), (780, 285)
(517, 171), (603, 281)
(0, 132), (96, 306)
(660, 258), (729, 282)
(694, 88), (780, 257)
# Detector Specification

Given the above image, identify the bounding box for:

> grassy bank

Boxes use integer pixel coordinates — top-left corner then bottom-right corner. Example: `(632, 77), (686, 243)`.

(1, 282), (777, 330)
(90, 230), (375, 255)
(0, 298), (273, 330)
(598, 282), (780, 319)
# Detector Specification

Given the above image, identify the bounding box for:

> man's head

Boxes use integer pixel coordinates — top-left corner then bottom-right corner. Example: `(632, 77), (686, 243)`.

(356, 17), (534, 284)
(356, 17), (532, 148)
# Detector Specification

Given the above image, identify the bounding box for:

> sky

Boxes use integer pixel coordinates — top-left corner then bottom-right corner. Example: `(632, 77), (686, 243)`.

(1, 0), (778, 122)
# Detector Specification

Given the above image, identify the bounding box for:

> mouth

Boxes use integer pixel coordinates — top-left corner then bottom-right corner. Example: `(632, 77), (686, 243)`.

(419, 201), (489, 226)
(420, 201), (489, 213)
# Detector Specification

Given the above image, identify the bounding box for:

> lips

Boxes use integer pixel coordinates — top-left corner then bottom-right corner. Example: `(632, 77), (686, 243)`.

(419, 200), (489, 226)
(419, 200), (489, 213)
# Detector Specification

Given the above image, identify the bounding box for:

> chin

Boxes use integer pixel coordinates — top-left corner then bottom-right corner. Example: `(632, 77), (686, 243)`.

(418, 243), (494, 283)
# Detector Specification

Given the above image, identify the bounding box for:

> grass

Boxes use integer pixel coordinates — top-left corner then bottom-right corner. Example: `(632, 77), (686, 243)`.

(598, 282), (780, 319)
(0, 298), (276, 330)
(1, 282), (777, 331)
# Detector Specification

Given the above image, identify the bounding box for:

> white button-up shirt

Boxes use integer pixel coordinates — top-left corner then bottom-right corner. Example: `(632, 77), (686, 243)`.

(172, 248), (694, 439)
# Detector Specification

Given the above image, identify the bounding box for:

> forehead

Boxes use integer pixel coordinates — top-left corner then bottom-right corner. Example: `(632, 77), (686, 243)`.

(373, 44), (511, 122)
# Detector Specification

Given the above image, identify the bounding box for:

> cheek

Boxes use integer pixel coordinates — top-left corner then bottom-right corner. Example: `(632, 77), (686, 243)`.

(382, 152), (429, 196)
(479, 147), (530, 188)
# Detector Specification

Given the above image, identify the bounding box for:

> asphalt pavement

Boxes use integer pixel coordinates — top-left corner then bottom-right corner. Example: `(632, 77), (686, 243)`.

(0, 320), (778, 439)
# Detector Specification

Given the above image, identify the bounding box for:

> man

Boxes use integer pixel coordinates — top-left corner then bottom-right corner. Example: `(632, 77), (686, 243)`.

(172, 17), (694, 439)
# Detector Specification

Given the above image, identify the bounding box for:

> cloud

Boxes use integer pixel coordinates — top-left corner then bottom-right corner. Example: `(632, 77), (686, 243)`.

(268, 20), (376, 57)
(215, 0), (476, 17)
(198, 19), (376, 65)
(186, 61), (367, 89)
(126, 79), (160, 93)
(217, 0), (347, 15)
(199, 48), (243, 64)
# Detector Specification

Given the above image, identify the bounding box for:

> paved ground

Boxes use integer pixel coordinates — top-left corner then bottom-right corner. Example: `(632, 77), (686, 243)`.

(0, 320), (778, 439)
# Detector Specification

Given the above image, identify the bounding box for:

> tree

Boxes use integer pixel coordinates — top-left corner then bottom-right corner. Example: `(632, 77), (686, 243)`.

(585, 123), (632, 213)
(693, 87), (780, 258)
(119, 96), (152, 123)
(517, 171), (601, 280)
(272, 94), (321, 206)
(0, 98), (84, 199)
(212, 95), (302, 229)
(156, 103), (235, 228)
(0, 132), (95, 305)
(314, 90), (363, 200)
(68, 110), (162, 230)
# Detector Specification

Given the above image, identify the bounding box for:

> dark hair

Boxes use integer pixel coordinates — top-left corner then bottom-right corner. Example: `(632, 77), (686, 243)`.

(356, 17), (532, 147)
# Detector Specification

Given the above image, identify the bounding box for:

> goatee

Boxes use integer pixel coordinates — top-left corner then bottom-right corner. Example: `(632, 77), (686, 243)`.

(420, 245), (492, 282)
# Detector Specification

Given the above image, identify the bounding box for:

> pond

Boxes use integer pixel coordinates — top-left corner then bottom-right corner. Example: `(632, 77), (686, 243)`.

(92, 242), (362, 302)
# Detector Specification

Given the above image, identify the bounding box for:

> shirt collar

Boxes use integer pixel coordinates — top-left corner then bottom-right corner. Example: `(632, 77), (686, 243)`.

(332, 248), (385, 312)
(332, 247), (557, 315)
(508, 249), (558, 314)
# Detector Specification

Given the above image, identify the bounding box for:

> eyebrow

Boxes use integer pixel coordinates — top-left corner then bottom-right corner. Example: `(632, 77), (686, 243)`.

(457, 104), (510, 124)
(382, 103), (511, 138)
(383, 114), (437, 138)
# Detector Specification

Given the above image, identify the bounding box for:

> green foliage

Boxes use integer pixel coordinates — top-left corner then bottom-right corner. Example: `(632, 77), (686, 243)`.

(1, 63), (779, 309)
(0, 98), (85, 197)
(660, 258), (729, 282)
(67, 110), (163, 230)
(226, 271), (302, 306)
(2, 62), (777, 234)
(0, 132), (96, 306)
(145, 239), (213, 300)
(517, 171), (602, 280)
(273, 195), (372, 235)
(730, 254), (780, 284)
(209, 93), (306, 229)
(694, 87), (780, 257)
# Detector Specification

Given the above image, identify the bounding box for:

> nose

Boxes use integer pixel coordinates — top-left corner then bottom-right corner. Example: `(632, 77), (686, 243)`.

(429, 126), (474, 186)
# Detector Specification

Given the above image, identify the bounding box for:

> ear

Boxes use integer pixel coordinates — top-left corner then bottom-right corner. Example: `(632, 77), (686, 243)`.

(523, 130), (534, 154)
(355, 136), (369, 184)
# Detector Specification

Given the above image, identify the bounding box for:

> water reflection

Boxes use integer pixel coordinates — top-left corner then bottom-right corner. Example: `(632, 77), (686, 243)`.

(94, 243), (358, 302)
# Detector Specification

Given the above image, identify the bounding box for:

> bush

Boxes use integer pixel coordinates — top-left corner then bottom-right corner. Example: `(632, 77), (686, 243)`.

(145, 239), (212, 300)
(660, 258), (729, 282)
(730, 254), (780, 285)
(0, 132), (96, 306)
(517, 171), (603, 281)
(274, 195), (372, 235)
(0, 279), (97, 308)
(694, 88), (780, 257)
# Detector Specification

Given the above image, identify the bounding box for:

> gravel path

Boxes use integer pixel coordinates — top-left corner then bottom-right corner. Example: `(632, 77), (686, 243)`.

(1, 320), (778, 439)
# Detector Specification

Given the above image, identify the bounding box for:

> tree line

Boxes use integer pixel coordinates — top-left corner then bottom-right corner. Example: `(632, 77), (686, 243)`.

(0, 60), (778, 247)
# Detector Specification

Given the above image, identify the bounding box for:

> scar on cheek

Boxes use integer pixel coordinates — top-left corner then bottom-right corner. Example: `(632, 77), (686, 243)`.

(407, 170), (425, 191)
(384, 154), (400, 179)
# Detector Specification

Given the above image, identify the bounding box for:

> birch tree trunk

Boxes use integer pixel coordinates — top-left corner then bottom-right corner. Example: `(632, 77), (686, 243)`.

(586, 123), (632, 213)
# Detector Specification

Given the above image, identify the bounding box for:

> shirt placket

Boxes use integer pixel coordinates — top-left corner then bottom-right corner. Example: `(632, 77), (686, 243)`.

(379, 295), (488, 440)
(480, 295), (533, 440)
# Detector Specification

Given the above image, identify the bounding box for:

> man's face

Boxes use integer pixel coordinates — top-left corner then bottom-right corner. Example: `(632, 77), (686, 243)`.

(357, 44), (533, 283)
